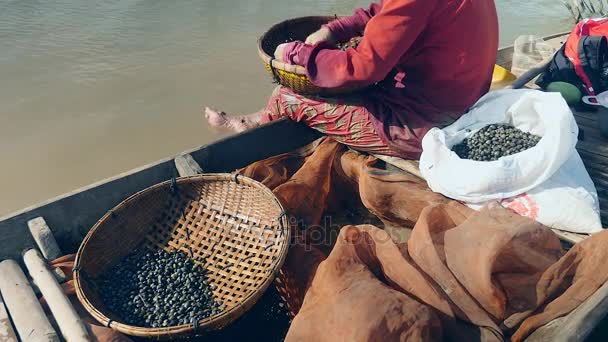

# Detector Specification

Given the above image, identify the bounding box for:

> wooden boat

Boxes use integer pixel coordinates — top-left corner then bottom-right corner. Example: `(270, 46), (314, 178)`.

(1, 32), (607, 341)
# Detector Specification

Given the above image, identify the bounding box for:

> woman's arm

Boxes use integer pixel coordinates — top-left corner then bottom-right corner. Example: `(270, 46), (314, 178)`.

(303, 2), (382, 46)
(284, 0), (438, 88)
(323, 1), (382, 42)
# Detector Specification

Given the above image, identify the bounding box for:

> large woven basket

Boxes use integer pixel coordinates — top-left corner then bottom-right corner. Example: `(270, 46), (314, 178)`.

(258, 16), (365, 96)
(74, 174), (290, 339)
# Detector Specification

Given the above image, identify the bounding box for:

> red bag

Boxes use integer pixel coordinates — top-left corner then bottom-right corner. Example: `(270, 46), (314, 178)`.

(567, 18), (608, 95)
(537, 18), (608, 96)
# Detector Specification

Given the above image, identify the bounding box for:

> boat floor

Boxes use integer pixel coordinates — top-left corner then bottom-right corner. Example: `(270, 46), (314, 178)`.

(573, 108), (608, 225)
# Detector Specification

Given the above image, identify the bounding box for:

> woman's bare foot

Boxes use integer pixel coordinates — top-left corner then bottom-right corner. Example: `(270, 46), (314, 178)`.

(204, 107), (263, 133)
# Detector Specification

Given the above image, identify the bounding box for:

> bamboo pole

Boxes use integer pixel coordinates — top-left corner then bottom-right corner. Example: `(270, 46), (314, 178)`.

(0, 259), (59, 342)
(23, 249), (89, 342)
(0, 292), (18, 342)
(28, 217), (62, 261)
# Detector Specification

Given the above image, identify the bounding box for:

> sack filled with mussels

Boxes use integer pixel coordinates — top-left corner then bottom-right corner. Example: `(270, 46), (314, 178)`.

(420, 89), (602, 234)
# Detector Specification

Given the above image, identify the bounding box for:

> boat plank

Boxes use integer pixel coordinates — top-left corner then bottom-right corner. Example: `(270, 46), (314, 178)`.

(575, 125), (606, 144)
(580, 166), (608, 189)
(584, 167), (608, 185)
(574, 117), (608, 143)
(574, 114), (599, 131)
(373, 155), (422, 178)
(575, 109), (599, 122)
(174, 153), (203, 177)
(578, 141), (608, 160)
(568, 107), (608, 227)
(551, 230), (588, 244)
(579, 164), (608, 226)
(528, 275), (608, 342)
(577, 124), (608, 142)
(579, 149), (608, 168)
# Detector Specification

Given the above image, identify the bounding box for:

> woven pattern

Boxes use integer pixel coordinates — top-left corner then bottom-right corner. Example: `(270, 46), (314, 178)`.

(73, 174), (289, 339)
(258, 16), (365, 96)
(263, 64), (323, 95)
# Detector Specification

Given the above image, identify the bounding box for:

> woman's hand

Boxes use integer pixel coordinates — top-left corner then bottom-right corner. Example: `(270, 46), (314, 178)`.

(273, 27), (335, 63)
(305, 27), (335, 45)
(274, 43), (289, 62)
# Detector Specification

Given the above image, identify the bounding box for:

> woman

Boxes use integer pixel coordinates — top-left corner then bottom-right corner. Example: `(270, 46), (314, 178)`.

(206, 0), (498, 159)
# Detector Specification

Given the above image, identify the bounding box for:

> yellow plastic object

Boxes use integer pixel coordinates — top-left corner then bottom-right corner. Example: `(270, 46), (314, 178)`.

(491, 64), (517, 90)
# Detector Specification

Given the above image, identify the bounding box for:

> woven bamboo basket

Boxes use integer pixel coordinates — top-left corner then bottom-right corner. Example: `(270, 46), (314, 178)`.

(73, 174), (290, 339)
(258, 15), (365, 96)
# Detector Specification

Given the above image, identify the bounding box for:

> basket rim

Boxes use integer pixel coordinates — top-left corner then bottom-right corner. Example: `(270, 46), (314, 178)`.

(257, 15), (338, 76)
(73, 173), (290, 338)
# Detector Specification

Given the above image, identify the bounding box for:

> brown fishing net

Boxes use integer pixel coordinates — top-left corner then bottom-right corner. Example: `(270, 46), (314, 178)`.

(239, 137), (608, 342)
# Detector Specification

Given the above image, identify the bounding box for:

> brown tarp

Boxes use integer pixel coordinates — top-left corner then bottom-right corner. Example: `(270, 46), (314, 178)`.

(238, 137), (608, 341)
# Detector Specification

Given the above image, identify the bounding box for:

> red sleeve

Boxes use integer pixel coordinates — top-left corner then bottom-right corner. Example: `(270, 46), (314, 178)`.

(323, 1), (383, 42)
(292, 0), (438, 89)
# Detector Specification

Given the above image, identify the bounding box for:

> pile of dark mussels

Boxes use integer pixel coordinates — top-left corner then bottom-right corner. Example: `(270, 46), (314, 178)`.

(281, 36), (361, 50)
(452, 124), (541, 161)
(337, 36), (362, 50)
(98, 249), (223, 328)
